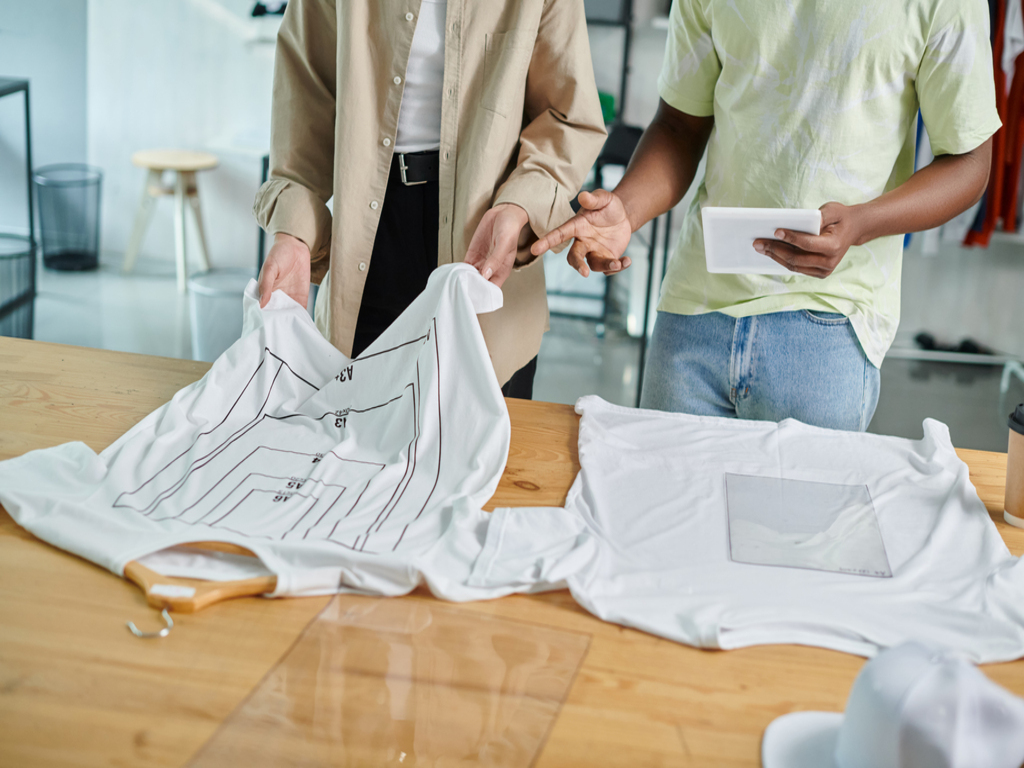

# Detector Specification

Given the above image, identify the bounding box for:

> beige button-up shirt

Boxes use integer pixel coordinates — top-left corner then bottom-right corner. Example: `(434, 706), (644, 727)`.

(254, 0), (606, 384)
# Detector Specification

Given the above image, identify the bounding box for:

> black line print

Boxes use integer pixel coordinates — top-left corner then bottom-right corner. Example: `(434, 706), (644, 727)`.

(395, 318), (445, 551)
(113, 321), (446, 553)
(359, 375), (420, 547)
(115, 356), (314, 514)
(355, 332), (429, 362)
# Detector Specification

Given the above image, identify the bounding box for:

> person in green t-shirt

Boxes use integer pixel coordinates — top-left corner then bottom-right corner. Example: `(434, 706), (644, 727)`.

(534, 0), (1000, 430)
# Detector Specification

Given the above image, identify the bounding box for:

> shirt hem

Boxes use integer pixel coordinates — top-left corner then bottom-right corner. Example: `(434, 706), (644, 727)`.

(657, 77), (715, 118)
(929, 119), (1003, 157)
(656, 294), (888, 369)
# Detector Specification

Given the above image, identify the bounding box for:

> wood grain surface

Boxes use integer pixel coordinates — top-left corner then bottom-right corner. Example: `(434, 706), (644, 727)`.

(1, 337), (1022, 768)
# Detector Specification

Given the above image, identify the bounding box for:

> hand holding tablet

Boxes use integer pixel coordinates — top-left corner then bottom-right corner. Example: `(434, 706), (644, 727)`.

(702, 206), (823, 275)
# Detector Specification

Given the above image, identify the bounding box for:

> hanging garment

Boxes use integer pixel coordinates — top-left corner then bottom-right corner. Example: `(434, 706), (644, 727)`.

(966, 0), (1024, 241)
(1001, 60), (1024, 231)
(966, 0), (1009, 247)
(468, 397), (1024, 663)
(1000, 0), (1024, 230)
(1004, 0), (1024, 82)
(0, 264), (511, 599)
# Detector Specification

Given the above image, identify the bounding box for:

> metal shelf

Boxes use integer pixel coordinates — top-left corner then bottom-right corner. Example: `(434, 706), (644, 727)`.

(0, 78), (36, 339)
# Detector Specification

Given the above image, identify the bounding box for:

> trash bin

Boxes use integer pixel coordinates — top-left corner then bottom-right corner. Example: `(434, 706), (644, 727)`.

(33, 163), (102, 271)
(0, 233), (35, 338)
(188, 268), (256, 362)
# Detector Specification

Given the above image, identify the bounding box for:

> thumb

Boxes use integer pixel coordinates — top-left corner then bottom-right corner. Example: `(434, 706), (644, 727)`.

(578, 188), (615, 212)
(478, 244), (508, 282)
(258, 262), (278, 308)
(478, 227), (517, 281)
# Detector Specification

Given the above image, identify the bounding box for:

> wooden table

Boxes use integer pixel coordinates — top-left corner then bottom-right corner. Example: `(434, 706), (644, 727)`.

(1, 337), (1022, 767)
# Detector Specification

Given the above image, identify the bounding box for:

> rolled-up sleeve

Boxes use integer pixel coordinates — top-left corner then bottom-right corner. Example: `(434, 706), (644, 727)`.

(492, 0), (607, 264)
(253, 0), (337, 274)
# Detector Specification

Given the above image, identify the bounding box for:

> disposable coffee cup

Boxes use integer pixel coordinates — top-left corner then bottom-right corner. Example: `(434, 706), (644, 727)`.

(1006, 404), (1024, 529)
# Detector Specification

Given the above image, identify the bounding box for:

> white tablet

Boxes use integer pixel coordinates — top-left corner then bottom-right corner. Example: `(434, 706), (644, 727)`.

(701, 206), (822, 275)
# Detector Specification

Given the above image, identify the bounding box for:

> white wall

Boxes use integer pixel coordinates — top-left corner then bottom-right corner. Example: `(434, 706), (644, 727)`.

(87, 0), (278, 270)
(0, 0), (88, 237)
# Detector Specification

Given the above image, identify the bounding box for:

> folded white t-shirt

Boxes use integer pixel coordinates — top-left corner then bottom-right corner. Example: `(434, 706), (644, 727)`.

(470, 397), (1024, 663)
(0, 264), (510, 599)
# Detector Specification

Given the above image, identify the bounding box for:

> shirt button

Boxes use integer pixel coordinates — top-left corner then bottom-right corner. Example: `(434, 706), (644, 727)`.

(358, 262), (367, 271)
(393, 75), (402, 85)
(444, 151), (449, 160)
(405, 12), (414, 21)
(383, 138), (391, 147)
(447, 88), (453, 96)
(370, 200), (379, 210)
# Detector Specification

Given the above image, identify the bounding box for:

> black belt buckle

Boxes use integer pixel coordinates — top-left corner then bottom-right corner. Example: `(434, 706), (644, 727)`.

(398, 153), (428, 187)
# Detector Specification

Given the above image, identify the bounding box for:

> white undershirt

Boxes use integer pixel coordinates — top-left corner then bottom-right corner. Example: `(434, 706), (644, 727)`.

(395, 0), (446, 153)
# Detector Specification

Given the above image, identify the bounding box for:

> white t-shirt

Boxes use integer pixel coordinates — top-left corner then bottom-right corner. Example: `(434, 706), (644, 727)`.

(395, 0), (447, 153)
(468, 397), (1024, 663)
(0, 265), (509, 599)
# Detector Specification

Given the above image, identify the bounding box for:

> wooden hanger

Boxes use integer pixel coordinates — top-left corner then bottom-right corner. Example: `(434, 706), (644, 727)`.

(124, 542), (277, 613)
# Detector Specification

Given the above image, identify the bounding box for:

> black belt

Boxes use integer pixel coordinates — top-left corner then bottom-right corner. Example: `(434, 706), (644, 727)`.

(394, 150), (440, 186)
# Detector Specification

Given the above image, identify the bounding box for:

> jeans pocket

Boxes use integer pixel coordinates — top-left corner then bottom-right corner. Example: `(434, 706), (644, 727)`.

(801, 309), (850, 326)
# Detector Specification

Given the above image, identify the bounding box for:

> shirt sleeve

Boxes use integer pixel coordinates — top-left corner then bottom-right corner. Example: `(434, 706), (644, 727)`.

(917, 0), (1002, 156)
(492, 0), (607, 266)
(252, 0), (337, 279)
(657, 0), (720, 117)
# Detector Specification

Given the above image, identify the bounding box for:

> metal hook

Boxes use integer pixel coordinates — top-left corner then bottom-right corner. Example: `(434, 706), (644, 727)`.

(126, 608), (174, 639)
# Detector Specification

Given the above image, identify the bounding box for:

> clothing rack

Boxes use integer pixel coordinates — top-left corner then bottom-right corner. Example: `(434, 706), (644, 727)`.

(891, 0), (1024, 378)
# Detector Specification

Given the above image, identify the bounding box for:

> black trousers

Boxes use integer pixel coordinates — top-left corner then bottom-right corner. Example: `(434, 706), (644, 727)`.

(353, 155), (537, 400)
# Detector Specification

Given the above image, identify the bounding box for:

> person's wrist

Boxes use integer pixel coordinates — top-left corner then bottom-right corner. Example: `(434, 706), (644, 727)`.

(495, 202), (530, 228)
(610, 188), (642, 234)
(846, 203), (874, 247)
(273, 232), (308, 252)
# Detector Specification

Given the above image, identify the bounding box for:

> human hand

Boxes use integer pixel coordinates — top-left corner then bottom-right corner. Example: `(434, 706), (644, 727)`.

(530, 189), (633, 278)
(257, 233), (311, 308)
(753, 202), (861, 279)
(465, 203), (531, 288)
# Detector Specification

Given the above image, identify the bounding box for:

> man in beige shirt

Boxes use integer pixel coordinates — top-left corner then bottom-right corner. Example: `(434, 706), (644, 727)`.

(254, 0), (606, 397)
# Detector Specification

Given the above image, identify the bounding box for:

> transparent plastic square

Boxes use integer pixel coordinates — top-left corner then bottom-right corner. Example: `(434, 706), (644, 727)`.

(725, 474), (892, 578)
(187, 594), (589, 767)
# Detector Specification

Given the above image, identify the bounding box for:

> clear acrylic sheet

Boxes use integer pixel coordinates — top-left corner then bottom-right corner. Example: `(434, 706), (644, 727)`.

(725, 474), (892, 578)
(188, 594), (590, 767)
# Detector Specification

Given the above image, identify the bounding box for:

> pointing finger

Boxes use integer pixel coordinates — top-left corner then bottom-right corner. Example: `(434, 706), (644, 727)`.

(533, 217), (583, 256)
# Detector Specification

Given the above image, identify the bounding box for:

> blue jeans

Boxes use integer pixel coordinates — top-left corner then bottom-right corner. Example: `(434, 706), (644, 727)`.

(639, 310), (880, 431)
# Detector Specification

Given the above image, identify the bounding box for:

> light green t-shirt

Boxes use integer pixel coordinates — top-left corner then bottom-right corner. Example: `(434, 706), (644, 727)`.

(657, 0), (1001, 367)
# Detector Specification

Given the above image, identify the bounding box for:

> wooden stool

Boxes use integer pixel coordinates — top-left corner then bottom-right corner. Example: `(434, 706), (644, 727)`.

(123, 149), (219, 292)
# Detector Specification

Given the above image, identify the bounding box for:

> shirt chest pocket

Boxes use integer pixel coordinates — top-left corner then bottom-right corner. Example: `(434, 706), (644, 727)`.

(482, 30), (535, 117)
